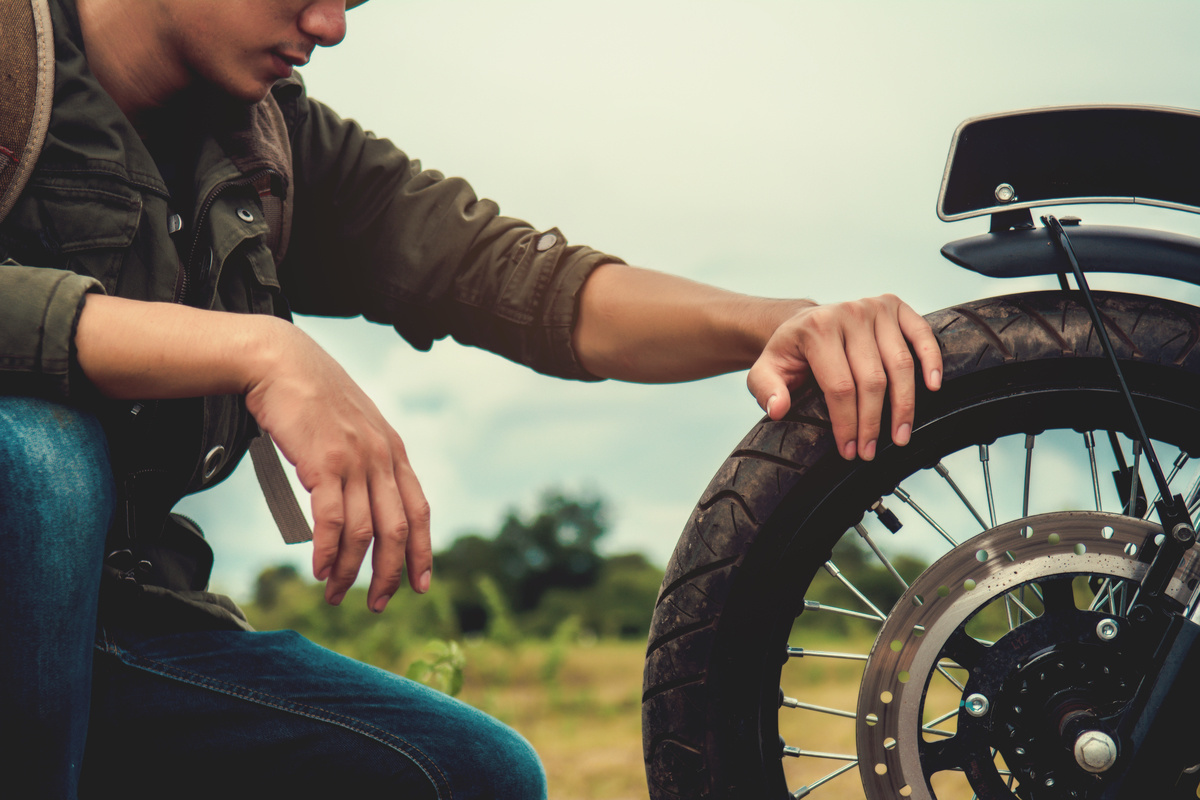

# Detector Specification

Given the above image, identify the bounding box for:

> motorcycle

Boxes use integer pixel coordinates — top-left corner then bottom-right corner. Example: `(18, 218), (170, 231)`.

(642, 105), (1200, 800)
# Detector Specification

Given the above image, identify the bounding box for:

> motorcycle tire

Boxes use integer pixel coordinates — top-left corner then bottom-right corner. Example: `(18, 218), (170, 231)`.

(642, 290), (1200, 800)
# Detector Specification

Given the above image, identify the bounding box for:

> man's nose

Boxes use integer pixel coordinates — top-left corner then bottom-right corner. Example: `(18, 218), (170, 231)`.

(300, 0), (348, 48)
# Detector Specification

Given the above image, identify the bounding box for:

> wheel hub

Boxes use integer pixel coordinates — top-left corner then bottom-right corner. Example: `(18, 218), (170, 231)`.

(965, 612), (1138, 797)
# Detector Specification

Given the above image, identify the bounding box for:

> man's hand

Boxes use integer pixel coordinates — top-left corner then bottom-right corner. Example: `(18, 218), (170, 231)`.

(574, 265), (942, 461)
(75, 295), (430, 613)
(244, 322), (432, 613)
(746, 294), (942, 460)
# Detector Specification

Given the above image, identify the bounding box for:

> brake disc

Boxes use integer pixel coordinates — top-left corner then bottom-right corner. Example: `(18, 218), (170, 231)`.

(856, 511), (1200, 800)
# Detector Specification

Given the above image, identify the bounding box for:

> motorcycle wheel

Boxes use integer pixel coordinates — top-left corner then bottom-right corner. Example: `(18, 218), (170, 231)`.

(642, 290), (1200, 800)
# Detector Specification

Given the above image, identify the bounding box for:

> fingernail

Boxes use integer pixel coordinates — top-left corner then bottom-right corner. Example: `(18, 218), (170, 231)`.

(418, 569), (431, 594)
(766, 394), (777, 418)
(842, 440), (856, 460)
(863, 440), (876, 461)
(896, 423), (912, 446)
(373, 594), (391, 614)
(328, 590), (345, 606)
(930, 369), (942, 390)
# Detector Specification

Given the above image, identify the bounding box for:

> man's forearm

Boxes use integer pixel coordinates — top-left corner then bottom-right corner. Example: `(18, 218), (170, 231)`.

(74, 293), (434, 611)
(75, 294), (285, 399)
(572, 262), (815, 383)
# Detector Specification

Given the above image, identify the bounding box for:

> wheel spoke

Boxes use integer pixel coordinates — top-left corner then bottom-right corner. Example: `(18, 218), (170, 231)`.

(1004, 591), (1038, 623)
(789, 761), (859, 799)
(787, 646), (869, 662)
(1022, 434), (1035, 517)
(1085, 432), (1104, 511)
(854, 524), (909, 591)
(783, 747), (856, 761)
(802, 599), (885, 624)
(935, 461), (989, 529)
(893, 487), (961, 548)
(782, 696), (856, 720)
(935, 664), (966, 692)
(979, 445), (998, 528)
(823, 561), (886, 620)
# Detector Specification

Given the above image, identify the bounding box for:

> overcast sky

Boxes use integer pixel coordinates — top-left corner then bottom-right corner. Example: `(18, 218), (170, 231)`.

(178, 0), (1200, 600)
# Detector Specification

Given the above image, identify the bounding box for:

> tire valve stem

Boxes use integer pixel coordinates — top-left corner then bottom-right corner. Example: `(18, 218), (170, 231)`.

(870, 498), (903, 533)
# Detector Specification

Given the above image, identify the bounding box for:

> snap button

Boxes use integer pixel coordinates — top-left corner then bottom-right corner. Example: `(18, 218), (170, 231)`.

(203, 445), (227, 481)
(167, 213), (183, 234)
(536, 232), (557, 252)
(236, 208), (255, 223)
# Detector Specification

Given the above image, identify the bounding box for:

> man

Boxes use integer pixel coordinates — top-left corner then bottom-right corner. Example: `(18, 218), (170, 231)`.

(0, 0), (942, 797)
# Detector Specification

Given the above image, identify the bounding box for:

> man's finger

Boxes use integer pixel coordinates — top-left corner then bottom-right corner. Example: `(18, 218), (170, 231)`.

(898, 304), (943, 391)
(874, 317), (918, 446)
(802, 339), (860, 460)
(365, 463), (410, 613)
(310, 479), (344, 582)
(842, 325), (889, 462)
(325, 478), (372, 606)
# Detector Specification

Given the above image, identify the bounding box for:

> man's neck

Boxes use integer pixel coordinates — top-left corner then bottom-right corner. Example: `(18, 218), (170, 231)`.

(76, 0), (192, 127)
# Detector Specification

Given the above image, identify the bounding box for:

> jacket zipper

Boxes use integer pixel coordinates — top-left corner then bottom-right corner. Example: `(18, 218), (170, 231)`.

(173, 167), (275, 305)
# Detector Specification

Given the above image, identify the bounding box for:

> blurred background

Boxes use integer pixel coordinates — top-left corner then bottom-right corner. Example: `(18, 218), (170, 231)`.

(174, 2), (1200, 797)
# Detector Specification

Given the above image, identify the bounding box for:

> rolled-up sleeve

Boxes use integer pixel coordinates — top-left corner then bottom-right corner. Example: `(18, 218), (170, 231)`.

(280, 88), (622, 382)
(0, 262), (104, 399)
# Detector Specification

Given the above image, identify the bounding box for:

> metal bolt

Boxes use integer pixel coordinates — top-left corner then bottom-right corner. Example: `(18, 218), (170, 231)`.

(1045, 777), (1056, 788)
(994, 183), (1017, 203)
(1173, 523), (1196, 544)
(965, 693), (990, 717)
(1074, 731), (1119, 774)
(1096, 618), (1119, 641)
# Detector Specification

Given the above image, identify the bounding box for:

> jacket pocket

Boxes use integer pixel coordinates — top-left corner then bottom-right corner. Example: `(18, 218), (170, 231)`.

(4, 179), (142, 291)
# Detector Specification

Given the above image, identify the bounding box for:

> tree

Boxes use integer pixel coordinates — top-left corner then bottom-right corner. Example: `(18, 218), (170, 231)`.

(436, 489), (611, 627)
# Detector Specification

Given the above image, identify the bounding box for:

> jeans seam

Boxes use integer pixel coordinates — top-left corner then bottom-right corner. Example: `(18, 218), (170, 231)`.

(101, 642), (453, 799)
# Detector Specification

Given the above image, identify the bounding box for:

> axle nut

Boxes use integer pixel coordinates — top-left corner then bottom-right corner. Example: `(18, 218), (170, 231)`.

(1074, 731), (1118, 774)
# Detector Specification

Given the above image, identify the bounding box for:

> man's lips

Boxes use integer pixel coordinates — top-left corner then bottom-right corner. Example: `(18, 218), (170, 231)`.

(270, 51), (309, 78)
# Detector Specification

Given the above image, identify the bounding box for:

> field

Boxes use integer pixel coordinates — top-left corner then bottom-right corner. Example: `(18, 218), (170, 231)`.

(448, 636), (987, 800)
(449, 639), (648, 800)
(431, 637), (893, 800)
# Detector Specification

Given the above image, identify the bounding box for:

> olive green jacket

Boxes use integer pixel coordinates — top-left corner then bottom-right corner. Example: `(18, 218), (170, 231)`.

(0, 0), (617, 629)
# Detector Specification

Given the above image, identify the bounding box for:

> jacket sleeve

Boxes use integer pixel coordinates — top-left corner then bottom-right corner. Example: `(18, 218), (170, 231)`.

(0, 261), (103, 399)
(278, 83), (621, 382)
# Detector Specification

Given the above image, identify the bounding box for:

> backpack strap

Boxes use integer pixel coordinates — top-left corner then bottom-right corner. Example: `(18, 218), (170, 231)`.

(0, 0), (54, 223)
(248, 433), (313, 544)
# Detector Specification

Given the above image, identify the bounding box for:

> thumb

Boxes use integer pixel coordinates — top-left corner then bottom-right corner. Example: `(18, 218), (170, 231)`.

(747, 361), (794, 421)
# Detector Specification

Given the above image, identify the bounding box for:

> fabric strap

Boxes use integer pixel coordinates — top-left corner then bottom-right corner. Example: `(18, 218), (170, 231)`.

(248, 434), (313, 544)
(0, 0), (54, 222)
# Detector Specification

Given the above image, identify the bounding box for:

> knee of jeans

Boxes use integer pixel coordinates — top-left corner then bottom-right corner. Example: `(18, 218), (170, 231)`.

(469, 721), (547, 800)
(0, 397), (115, 532)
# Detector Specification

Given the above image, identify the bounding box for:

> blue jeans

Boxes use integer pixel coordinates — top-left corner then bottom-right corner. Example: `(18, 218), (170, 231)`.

(0, 397), (546, 799)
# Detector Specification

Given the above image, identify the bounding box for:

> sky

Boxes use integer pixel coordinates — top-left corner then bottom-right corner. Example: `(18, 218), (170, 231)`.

(178, 0), (1200, 600)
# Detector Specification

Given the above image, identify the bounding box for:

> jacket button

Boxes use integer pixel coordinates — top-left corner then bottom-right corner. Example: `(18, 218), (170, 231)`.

(536, 232), (557, 252)
(203, 446), (227, 481)
(168, 213), (183, 234)
(236, 208), (255, 223)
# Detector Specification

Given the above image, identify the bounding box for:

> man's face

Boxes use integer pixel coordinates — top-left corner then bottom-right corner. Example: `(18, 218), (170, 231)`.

(160, 0), (348, 102)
